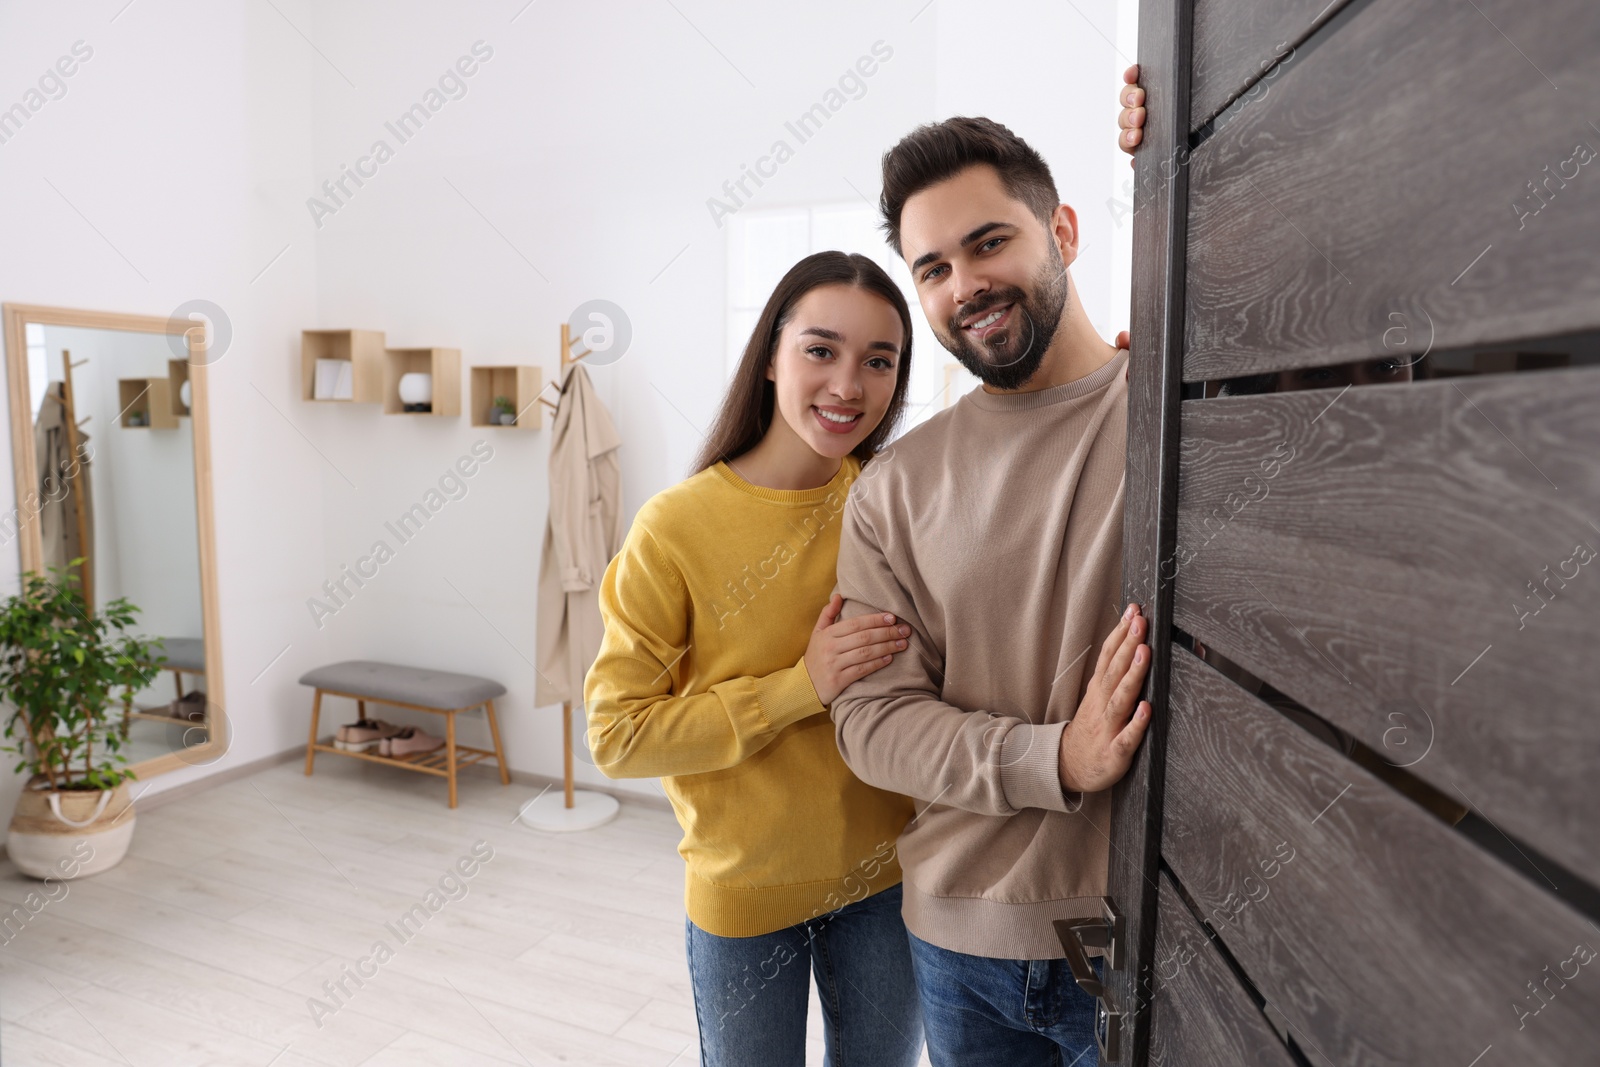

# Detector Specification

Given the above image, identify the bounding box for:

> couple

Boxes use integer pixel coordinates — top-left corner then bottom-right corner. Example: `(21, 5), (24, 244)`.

(586, 72), (1153, 1067)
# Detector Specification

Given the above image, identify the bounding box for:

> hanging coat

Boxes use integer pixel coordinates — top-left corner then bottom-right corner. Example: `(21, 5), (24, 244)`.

(34, 381), (95, 580)
(535, 364), (624, 709)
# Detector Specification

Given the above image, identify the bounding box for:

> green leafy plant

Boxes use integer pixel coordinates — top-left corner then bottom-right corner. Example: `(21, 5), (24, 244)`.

(492, 395), (515, 418)
(0, 564), (164, 792)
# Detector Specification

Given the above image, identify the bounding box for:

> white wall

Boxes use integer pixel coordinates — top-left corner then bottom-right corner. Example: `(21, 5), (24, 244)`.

(933, 0), (1132, 342)
(0, 0), (324, 826)
(302, 0), (942, 801)
(0, 0), (1131, 824)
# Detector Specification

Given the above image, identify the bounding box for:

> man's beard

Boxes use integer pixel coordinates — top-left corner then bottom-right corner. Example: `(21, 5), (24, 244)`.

(941, 250), (1070, 390)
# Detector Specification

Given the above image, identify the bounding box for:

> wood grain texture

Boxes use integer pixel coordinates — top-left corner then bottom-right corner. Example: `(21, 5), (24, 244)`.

(1108, 0), (1192, 1060)
(1148, 872), (1298, 1067)
(1162, 646), (1600, 1066)
(1189, 0), (1351, 131)
(1171, 368), (1600, 887)
(1182, 0), (1600, 380)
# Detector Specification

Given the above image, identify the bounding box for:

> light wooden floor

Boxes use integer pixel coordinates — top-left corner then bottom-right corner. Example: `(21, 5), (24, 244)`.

(0, 756), (927, 1065)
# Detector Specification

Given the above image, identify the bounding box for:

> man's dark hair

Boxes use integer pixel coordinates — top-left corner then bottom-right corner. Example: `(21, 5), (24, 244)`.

(879, 116), (1060, 258)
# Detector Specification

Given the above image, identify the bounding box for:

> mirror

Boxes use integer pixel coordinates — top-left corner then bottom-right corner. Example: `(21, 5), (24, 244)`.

(2, 304), (225, 780)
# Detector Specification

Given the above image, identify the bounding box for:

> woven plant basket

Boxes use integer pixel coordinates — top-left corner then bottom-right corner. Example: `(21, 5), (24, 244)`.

(7, 777), (135, 880)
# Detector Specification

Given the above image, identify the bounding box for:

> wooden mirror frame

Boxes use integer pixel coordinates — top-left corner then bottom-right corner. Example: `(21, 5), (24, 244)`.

(1, 303), (227, 781)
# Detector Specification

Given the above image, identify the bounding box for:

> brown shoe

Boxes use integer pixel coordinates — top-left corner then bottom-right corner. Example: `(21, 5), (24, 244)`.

(379, 727), (444, 758)
(335, 719), (403, 752)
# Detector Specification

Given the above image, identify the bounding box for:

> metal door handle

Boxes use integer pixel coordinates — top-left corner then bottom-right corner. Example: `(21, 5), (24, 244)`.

(1056, 915), (1109, 997)
(1053, 897), (1125, 1062)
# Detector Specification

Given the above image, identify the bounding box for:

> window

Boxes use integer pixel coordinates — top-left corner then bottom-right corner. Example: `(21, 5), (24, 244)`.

(26, 322), (50, 418)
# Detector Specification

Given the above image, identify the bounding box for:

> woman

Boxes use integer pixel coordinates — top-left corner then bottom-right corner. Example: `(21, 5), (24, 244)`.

(584, 250), (923, 1066)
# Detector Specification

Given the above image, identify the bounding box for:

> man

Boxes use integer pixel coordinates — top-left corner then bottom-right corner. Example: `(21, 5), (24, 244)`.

(829, 108), (1151, 1064)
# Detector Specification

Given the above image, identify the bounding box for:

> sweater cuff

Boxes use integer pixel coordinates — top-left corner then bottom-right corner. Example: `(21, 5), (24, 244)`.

(754, 657), (827, 733)
(999, 720), (1077, 813)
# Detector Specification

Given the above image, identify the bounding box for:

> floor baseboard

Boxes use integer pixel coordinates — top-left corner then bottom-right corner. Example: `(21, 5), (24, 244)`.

(142, 743), (675, 814)
(132, 746), (305, 813)
(1, 745), (674, 864)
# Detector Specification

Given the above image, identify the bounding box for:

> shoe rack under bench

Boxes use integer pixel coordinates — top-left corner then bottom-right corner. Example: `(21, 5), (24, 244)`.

(302, 688), (511, 808)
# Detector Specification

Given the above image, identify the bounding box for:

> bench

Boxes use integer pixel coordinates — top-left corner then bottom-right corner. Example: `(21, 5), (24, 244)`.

(300, 660), (510, 808)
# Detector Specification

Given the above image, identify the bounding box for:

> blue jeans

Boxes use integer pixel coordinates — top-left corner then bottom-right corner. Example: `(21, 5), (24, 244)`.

(907, 929), (1103, 1067)
(685, 883), (924, 1067)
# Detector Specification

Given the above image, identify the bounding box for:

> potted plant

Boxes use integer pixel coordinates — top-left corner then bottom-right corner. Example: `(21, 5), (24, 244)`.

(0, 565), (163, 879)
(492, 395), (516, 425)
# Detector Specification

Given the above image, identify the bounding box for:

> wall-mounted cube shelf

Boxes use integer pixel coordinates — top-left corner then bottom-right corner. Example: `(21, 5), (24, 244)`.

(167, 359), (191, 417)
(118, 378), (178, 429)
(383, 348), (461, 417)
(302, 329), (384, 402)
(470, 365), (543, 430)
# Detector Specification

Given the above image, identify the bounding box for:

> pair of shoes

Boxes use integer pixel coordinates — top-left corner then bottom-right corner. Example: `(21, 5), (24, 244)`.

(379, 727), (445, 758)
(335, 718), (403, 752)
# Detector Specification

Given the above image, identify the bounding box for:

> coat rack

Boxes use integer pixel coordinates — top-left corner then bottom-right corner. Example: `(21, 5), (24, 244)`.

(518, 323), (621, 833)
(43, 349), (94, 610)
(534, 322), (589, 417)
(550, 323), (587, 811)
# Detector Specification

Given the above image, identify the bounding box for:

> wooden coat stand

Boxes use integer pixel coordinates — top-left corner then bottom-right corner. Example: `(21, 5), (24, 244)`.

(43, 350), (94, 607)
(518, 324), (621, 832)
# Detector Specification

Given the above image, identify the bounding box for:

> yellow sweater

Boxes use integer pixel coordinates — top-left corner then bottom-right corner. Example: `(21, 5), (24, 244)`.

(585, 455), (913, 937)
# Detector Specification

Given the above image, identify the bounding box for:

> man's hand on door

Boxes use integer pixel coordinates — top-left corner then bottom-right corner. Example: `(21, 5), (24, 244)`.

(1119, 64), (1145, 160)
(1058, 603), (1152, 794)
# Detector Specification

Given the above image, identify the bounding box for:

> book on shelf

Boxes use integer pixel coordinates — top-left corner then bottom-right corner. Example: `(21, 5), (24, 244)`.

(313, 358), (354, 400)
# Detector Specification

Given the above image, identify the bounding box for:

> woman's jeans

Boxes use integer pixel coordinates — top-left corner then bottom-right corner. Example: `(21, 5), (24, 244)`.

(907, 929), (1103, 1066)
(685, 883), (924, 1066)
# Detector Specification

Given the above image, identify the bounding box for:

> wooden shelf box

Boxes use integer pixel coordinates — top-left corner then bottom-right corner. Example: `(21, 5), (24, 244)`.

(469, 365), (543, 430)
(117, 378), (178, 429)
(301, 329), (385, 403)
(384, 348), (461, 417)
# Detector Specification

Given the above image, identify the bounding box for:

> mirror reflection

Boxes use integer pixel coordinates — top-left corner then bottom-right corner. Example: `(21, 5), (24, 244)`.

(24, 322), (208, 766)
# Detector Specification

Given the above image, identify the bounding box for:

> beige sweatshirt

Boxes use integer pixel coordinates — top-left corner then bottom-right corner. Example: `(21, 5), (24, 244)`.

(831, 348), (1128, 960)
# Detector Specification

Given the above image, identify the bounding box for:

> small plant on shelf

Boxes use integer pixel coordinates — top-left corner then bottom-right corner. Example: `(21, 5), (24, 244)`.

(492, 395), (517, 426)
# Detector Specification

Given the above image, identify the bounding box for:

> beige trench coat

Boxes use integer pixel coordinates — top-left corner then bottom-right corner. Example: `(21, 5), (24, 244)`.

(35, 381), (95, 579)
(535, 364), (624, 709)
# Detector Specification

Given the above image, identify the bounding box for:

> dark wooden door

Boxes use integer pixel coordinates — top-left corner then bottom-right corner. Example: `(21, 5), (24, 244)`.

(1073, 0), (1600, 1063)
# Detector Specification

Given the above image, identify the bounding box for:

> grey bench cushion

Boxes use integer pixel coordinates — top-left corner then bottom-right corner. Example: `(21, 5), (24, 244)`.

(298, 660), (506, 710)
(147, 637), (205, 673)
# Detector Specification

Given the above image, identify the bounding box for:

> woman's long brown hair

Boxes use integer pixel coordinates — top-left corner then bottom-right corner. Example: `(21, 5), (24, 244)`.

(691, 251), (915, 476)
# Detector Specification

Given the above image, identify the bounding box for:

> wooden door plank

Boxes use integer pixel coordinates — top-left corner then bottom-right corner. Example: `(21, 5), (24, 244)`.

(1183, 0), (1600, 380)
(1189, 0), (1352, 132)
(1168, 368), (1600, 886)
(1149, 872), (1299, 1067)
(1162, 645), (1600, 1066)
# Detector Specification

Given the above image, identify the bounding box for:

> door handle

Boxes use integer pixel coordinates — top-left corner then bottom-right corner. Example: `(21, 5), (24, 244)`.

(1053, 896), (1125, 1062)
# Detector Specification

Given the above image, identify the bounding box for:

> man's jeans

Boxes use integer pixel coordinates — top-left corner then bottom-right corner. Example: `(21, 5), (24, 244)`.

(686, 883), (924, 1066)
(907, 928), (1103, 1066)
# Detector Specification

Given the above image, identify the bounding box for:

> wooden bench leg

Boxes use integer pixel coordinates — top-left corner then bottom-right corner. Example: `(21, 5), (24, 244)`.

(483, 699), (511, 785)
(357, 698), (366, 721)
(445, 711), (458, 808)
(305, 689), (322, 776)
